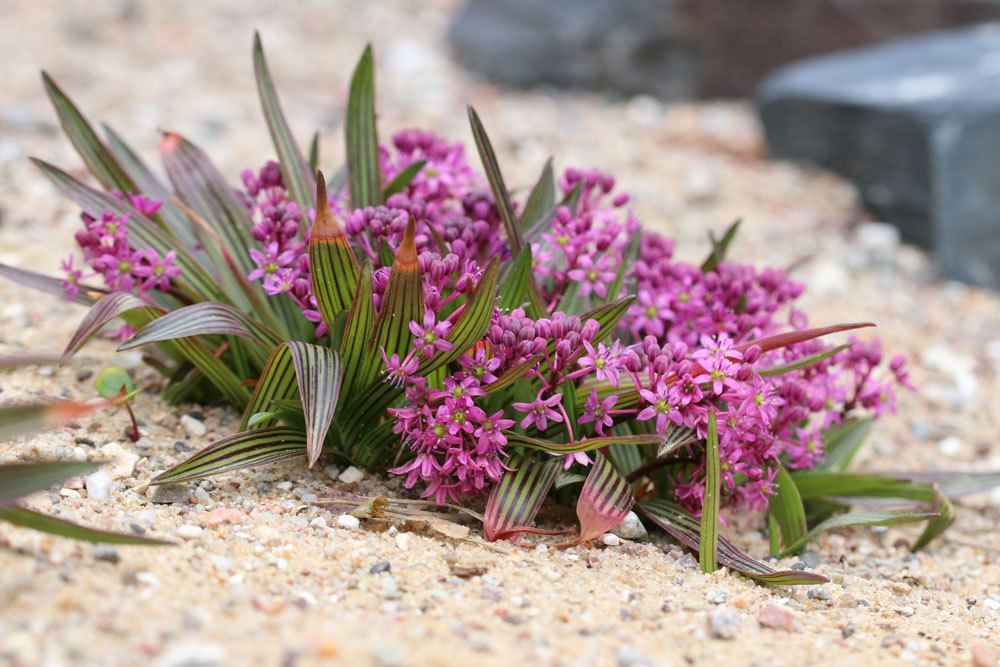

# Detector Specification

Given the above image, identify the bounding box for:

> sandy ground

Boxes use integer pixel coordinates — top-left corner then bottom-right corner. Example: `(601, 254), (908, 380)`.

(0, 1), (998, 666)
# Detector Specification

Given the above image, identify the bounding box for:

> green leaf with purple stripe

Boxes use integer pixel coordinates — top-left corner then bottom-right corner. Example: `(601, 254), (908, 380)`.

(0, 262), (106, 307)
(483, 455), (561, 542)
(118, 302), (282, 352)
(151, 426), (308, 485)
(310, 171), (360, 326)
(346, 44), (381, 208)
(576, 453), (633, 543)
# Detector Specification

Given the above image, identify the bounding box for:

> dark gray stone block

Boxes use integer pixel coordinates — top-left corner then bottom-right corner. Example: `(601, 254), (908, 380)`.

(758, 24), (1000, 288)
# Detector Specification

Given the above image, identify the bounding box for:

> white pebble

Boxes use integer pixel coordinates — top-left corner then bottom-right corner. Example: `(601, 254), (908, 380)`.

(337, 514), (360, 530)
(601, 533), (621, 547)
(180, 415), (207, 438)
(612, 511), (647, 540)
(177, 524), (203, 539)
(338, 466), (364, 484)
(309, 517), (328, 530)
(255, 525), (282, 546)
(97, 443), (139, 479)
(85, 471), (112, 500)
(937, 436), (965, 456)
(395, 532), (411, 551)
(59, 487), (81, 499)
(154, 643), (226, 667)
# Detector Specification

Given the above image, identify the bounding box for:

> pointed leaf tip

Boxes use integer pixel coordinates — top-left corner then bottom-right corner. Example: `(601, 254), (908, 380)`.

(397, 217), (418, 266)
(159, 132), (182, 153)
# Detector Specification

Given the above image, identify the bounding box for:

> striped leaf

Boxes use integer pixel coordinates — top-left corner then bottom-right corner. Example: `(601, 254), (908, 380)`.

(779, 507), (940, 557)
(63, 292), (161, 358)
(0, 400), (106, 441)
(346, 44), (381, 208)
(503, 431), (661, 455)
(638, 500), (829, 585)
(42, 72), (135, 193)
(0, 506), (170, 545)
(700, 218), (742, 272)
(576, 453), (633, 543)
(383, 159), (426, 198)
(736, 322), (874, 356)
(159, 132), (257, 278)
(699, 410), (721, 573)
(498, 246), (535, 313)
(253, 32), (315, 213)
(767, 463), (808, 553)
(102, 124), (201, 249)
(545, 296), (634, 365)
(0, 462), (95, 505)
(0, 262), (105, 306)
(310, 171), (360, 326)
(119, 302), (282, 352)
(338, 263), (376, 397)
(151, 427), (308, 485)
(240, 342), (343, 467)
(483, 455), (561, 542)
(370, 218), (423, 370)
(519, 158), (555, 230)
(32, 159), (221, 302)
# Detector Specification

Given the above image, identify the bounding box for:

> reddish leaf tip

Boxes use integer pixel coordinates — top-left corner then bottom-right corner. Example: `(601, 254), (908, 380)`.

(159, 132), (183, 153)
(396, 217), (418, 267)
(310, 171), (347, 244)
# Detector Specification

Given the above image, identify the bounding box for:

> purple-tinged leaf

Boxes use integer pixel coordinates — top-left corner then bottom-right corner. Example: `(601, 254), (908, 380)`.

(151, 426), (308, 485)
(0, 399), (106, 442)
(338, 262), (376, 398)
(63, 292), (161, 359)
(253, 32), (315, 213)
(42, 72), (135, 193)
(737, 322), (875, 356)
(0, 462), (95, 505)
(638, 500), (829, 585)
(346, 44), (382, 208)
(370, 217), (423, 372)
(286, 342), (343, 468)
(0, 262), (106, 306)
(503, 431), (662, 455)
(310, 171), (360, 326)
(483, 455), (561, 542)
(0, 506), (171, 545)
(118, 302), (282, 352)
(699, 410), (720, 573)
(575, 453), (633, 544)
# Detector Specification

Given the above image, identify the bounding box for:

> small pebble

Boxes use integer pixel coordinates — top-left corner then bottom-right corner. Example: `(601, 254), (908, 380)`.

(705, 589), (728, 604)
(75, 369), (93, 381)
(173, 441), (190, 453)
(180, 414), (206, 438)
(807, 586), (832, 601)
(896, 606), (915, 617)
(616, 646), (653, 667)
(380, 576), (402, 599)
(790, 561), (807, 571)
(601, 533), (621, 547)
(93, 545), (120, 564)
(59, 487), (81, 499)
(395, 532), (411, 551)
(85, 470), (112, 501)
(708, 606), (740, 639)
(972, 642), (998, 667)
(800, 549), (821, 568)
(255, 526), (282, 546)
(612, 511), (647, 540)
(154, 642), (226, 667)
(842, 622), (855, 639)
(757, 604), (799, 632)
(134, 437), (155, 450)
(309, 517), (327, 530)
(370, 561), (391, 574)
(177, 524), (203, 539)
(337, 514), (360, 530)
(149, 484), (189, 504)
(338, 466), (364, 484)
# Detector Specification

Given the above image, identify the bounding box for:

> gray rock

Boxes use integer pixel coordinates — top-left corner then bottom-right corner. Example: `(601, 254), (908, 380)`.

(149, 484), (189, 504)
(807, 586), (833, 601)
(613, 511), (649, 540)
(448, 0), (697, 99)
(93, 545), (120, 564)
(758, 25), (1000, 288)
(801, 549), (822, 568)
(616, 646), (654, 667)
(708, 606), (741, 639)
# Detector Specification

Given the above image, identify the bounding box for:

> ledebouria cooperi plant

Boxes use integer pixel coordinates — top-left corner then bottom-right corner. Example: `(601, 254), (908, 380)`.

(4, 34), (984, 584)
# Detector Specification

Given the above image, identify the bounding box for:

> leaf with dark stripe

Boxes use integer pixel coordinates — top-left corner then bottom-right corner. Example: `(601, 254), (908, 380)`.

(253, 32), (315, 212)
(119, 302), (282, 352)
(638, 500), (829, 585)
(575, 454), (633, 543)
(519, 158), (555, 230)
(383, 159), (426, 198)
(790, 471), (936, 503)
(0, 262), (106, 306)
(498, 246), (535, 313)
(42, 72), (135, 193)
(0, 462), (95, 505)
(346, 44), (381, 208)
(285, 341), (343, 467)
(0, 507), (171, 545)
(700, 218), (742, 272)
(102, 124), (201, 248)
(370, 218), (423, 371)
(483, 455), (561, 542)
(699, 410), (721, 573)
(310, 171), (360, 326)
(768, 463), (808, 553)
(241, 344), (299, 430)
(160, 132), (257, 278)
(151, 427), (308, 485)
(468, 106), (546, 314)
(338, 263), (376, 397)
(32, 159), (221, 302)
(503, 431), (661, 455)
(63, 292), (161, 358)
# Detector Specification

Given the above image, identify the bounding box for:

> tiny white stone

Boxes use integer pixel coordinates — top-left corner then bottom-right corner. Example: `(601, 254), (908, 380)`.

(60, 487), (81, 499)
(85, 470), (112, 500)
(180, 414), (207, 438)
(601, 533), (621, 547)
(395, 532), (411, 551)
(177, 524), (203, 539)
(983, 598), (1000, 611)
(337, 514), (360, 530)
(338, 466), (364, 484)
(309, 517), (328, 530)
(936, 436), (965, 456)
(612, 511), (647, 540)
(255, 525), (282, 546)
(134, 437), (155, 450)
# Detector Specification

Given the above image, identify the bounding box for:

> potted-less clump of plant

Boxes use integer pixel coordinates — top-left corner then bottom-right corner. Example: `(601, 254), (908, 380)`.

(4, 34), (997, 583)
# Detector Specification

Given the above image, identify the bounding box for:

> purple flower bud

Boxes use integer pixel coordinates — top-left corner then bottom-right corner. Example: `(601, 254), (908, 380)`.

(743, 345), (762, 364)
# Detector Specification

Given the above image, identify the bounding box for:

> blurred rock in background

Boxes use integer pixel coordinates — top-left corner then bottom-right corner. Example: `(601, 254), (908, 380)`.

(448, 0), (1000, 98)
